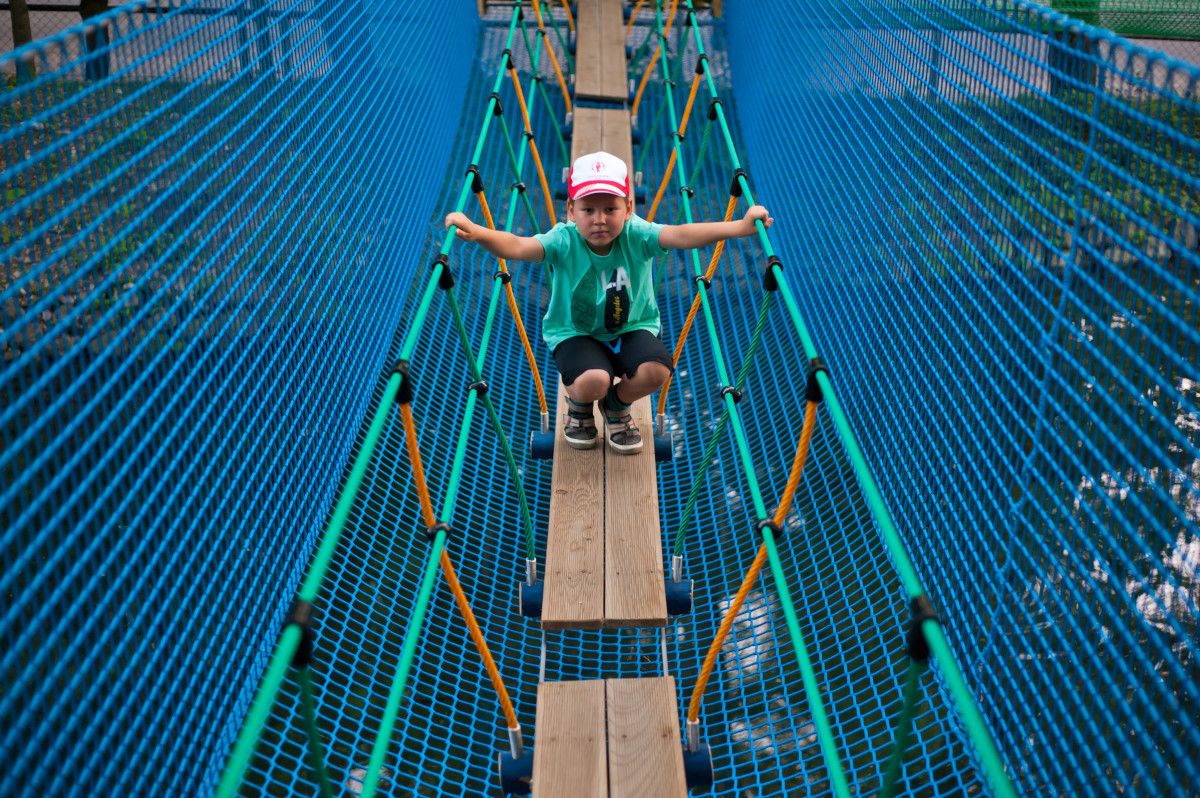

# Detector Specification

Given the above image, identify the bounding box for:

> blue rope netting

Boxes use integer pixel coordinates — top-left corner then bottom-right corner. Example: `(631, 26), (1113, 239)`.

(2, 1), (1197, 796)
(726, 0), (1200, 794)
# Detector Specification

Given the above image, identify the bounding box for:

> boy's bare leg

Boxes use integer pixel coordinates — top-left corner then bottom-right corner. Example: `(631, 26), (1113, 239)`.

(613, 363), (670, 403)
(565, 368), (612, 403)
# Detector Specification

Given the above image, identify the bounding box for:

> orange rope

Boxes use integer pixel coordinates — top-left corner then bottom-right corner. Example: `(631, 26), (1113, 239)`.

(476, 191), (550, 418)
(399, 403), (435, 527)
(531, 0), (573, 113)
(556, 0), (575, 35)
(774, 401), (819, 527)
(646, 150), (677, 223)
(687, 401), (820, 723)
(508, 67), (557, 225)
(625, 0), (647, 36)
(398, 400), (520, 731)
(630, 0), (680, 118)
(440, 550), (520, 729)
(655, 194), (738, 418)
(687, 544), (769, 722)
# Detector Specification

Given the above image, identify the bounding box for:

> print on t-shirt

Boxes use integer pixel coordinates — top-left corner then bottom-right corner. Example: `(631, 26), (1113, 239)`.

(604, 266), (631, 332)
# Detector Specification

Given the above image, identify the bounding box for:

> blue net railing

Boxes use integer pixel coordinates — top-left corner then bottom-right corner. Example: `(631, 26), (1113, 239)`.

(2, 1), (1198, 796)
(1, 2), (477, 795)
(726, 0), (1199, 793)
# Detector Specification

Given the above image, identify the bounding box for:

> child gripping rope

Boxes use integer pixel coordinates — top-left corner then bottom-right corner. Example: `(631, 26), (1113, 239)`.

(445, 151), (772, 455)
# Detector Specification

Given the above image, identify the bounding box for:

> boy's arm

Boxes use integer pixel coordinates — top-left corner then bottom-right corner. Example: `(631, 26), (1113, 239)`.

(658, 205), (773, 250)
(444, 212), (545, 262)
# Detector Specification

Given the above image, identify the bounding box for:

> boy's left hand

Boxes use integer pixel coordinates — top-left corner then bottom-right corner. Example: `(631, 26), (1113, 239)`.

(744, 205), (773, 232)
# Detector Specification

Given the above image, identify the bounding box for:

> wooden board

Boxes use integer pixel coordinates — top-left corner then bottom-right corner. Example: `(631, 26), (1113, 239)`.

(542, 385), (606, 630)
(570, 106), (635, 214)
(605, 677), (688, 798)
(604, 395), (666, 627)
(533, 680), (609, 798)
(574, 0), (628, 104)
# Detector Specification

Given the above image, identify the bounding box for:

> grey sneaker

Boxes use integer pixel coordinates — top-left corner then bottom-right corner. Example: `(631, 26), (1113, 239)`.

(563, 412), (598, 450)
(604, 412), (643, 454)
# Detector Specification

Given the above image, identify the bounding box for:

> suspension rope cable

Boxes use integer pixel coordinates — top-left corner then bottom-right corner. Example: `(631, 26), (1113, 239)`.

(528, 0), (573, 113)
(677, 3), (1017, 795)
(631, 0), (680, 118)
(625, 0), (649, 37)
(506, 61), (558, 226)
(646, 67), (702, 222)
(494, 113), (543, 229)
(476, 188), (549, 419)
(515, 20), (571, 166)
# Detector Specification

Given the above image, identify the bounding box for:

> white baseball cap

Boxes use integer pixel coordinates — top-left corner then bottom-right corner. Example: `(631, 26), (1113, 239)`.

(567, 151), (630, 200)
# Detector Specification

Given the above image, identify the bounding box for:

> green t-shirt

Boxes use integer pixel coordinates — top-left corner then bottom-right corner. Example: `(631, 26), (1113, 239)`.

(533, 214), (667, 351)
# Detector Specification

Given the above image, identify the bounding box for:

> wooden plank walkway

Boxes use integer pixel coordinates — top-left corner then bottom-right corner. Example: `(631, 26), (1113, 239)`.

(541, 81), (664, 630)
(574, 0), (628, 104)
(532, 677), (687, 798)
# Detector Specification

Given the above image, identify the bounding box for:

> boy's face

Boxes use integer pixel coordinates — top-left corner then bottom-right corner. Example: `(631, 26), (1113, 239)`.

(568, 193), (632, 254)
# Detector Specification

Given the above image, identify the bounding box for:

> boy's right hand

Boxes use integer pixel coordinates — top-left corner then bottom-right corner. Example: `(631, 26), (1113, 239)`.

(444, 212), (478, 241)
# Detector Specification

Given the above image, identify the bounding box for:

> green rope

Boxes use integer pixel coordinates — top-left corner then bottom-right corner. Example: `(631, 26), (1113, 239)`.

(880, 658), (926, 798)
(496, 112), (542, 230)
(297, 665), (334, 798)
(541, 1), (575, 75)
(517, 15), (570, 167)
(445, 287), (536, 559)
(359, 529), (448, 798)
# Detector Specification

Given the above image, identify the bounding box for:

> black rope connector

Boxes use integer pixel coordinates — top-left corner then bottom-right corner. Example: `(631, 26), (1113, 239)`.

(674, 130), (686, 142)
(755, 518), (783, 541)
(494, 270), (513, 284)
(721, 385), (743, 403)
(695, 53), (708, 75)
(469, 379), (489, 395)
(707, 98), (722, 120)
(394, 361), (415, 405)
(511, 180), (527, 194)
(730, 167), (749, 198)
(679, 185), (695, 199)
(502, 48), (514, 70)
(762, 255), (782, 292)
(286, 600), (316, 669)
(426, 521), (453, 542)
(467, 164), (485, 194)
(516, 6), (523, 21)
(432, 253), (454, 290)
(695, 274), (711, 291)
(489, 91), (503, 115)
(805, 357), (828, 404)
(907, 595), (940, 662)
(523, 131), (535, 142)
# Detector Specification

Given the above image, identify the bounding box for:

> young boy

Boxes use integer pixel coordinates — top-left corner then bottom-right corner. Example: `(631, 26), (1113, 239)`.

(444, 151), (772, 454)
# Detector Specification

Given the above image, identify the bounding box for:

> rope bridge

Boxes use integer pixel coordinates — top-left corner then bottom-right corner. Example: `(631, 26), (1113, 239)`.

(1, 1), (1196, 796)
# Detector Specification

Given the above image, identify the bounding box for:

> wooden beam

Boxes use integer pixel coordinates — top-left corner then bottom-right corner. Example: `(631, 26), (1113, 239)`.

(542, 386), (606, 630)
(605, 677), (688, 798)
(603, 395), (666, 627)
(533, 680), (609, 798)
(575, 0), (629, 104)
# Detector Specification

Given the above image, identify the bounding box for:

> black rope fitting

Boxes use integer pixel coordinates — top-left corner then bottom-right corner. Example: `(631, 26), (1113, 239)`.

(286, 600), (316, 669)
(695, 54), (707, 75)
(489, 91), (504, 115)
(674, 130), (685, 142)
(511, 181), (527, 194)
(469, 379), (489, 396)
(755, 518), (783, 541)
(523, 131), (535, 142)
(695, 274), (711, 291)
(393, 360), (415, 405)
(907, 595), (940, 662)
(720, 385), (743, 403)
(762, 255), (782, 292)
(516, 6), (523, 21)
(707, 98), (722, 120)
(679, 186), (695, 199)
(805, 358), (828, 404)
(425, 521), (453, 542)
(730, 167), (749, 198)
(494, 270), (513, 284)
(502, 48), (514, 70)
(432, 253), (454, 290)
(467, 164), (485, 194)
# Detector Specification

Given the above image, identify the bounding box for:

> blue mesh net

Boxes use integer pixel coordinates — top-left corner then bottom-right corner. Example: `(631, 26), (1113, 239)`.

(2, 1), (1197, 797)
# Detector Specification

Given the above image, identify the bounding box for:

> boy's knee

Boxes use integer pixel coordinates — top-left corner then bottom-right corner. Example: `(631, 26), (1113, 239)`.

(640, 362), (671, 389)
(568, 369), (611, 401)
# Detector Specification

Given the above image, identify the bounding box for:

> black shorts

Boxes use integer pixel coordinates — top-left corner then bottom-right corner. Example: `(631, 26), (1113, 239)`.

(553, 330), (675, 386)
